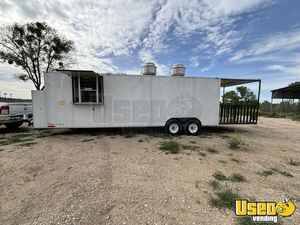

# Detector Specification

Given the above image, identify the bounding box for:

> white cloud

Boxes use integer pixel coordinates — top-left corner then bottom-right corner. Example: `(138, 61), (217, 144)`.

(230, 28), (300, 62)
(0, 0), (157, 68)
(0, 79), (34, 99)
(0, 0), (274, 63)
(0, 64), (23, 81)
(267, 64), (300, 76)
(0, 64), (35, 98)
(71, 54), (118, 72)
(138, 0), (270, 72)
(200, 62), (215, 72)
(208, 0), (272, 16)
(0, 0), (273, 98)
(0, 0), (271, 69)
(229, 29), (300, 83)
(189, 56), (200, 67)
(225, 28), (300, 97)
(138, 49), (169, 75)
(260, 74), (300, 91)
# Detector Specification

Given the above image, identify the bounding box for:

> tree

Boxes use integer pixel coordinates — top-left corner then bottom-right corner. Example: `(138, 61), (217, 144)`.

(288, 81), (300, 87)
(222, 90), (240, 104)
(236, 86), (257, 103)
(223, 86), (257, 104)
(0, 22), (74, 90)
(260, 101), (271, 114)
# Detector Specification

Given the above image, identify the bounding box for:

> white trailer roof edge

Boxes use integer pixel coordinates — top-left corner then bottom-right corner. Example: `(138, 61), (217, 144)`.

(53, 69), (260, 87)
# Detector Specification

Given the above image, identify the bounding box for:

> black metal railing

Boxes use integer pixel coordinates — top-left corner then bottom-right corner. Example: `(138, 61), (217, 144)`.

(219, 104), (259, 124)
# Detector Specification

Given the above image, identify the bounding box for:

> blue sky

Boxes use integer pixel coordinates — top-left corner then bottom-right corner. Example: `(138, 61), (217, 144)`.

(0, 0), (300, 100)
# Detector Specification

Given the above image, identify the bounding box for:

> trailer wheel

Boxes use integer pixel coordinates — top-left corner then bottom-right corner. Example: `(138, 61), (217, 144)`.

(165, 119), (182, 135)
(184, 119), (201, 135)
(5, 121), (23, 129)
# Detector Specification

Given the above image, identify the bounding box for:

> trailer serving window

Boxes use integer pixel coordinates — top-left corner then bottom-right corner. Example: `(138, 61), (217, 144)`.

(72, 73), (103, 104)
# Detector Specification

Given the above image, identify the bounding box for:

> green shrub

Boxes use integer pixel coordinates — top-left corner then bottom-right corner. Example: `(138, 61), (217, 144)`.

(209, 188), (240, 210)
(227, 133), (243, 150)
(181, 144), (199, 151)
(207, 147), (218, 154)
(81, 138), (94, 142)
(198, 152), (206, 157)
(260, 168), (294, 178)
(229, 173), (246, 182)
(257, 170), (274, 177)
(212, 171), (229, 181)
(269, 113), (286, 118)
(124, 133), (136, 138)
(271, 168), (293, 177)
(279, 171), (293, 177)
(0, 135), (34, 146)
(209, 180), (221, 190)
(290, 115), (300, 122)
(159, 141), (180, 154)
(231, 158), (240, 163)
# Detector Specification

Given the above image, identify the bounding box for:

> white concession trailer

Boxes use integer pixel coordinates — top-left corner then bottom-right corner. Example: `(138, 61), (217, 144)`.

(32, 64), (261, 135)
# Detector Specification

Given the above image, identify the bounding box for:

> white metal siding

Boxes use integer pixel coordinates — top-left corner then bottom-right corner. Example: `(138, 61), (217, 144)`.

(33, 72), (220, 128)
(32, 91), (47, 128)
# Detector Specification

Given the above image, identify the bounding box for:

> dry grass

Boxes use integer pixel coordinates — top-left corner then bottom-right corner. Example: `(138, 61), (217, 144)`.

(288, 157), (300, 166)
(0, 133), (34, 146)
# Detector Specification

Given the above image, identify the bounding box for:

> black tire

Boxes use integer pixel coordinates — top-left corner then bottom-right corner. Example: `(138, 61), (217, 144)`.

(184, 119), (201, 135)
(165, 119), (183, 135)
(5, 121), (23, 129)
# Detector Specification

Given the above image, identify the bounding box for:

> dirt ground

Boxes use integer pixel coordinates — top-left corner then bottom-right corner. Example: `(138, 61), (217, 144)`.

(0, 117), (299, 225)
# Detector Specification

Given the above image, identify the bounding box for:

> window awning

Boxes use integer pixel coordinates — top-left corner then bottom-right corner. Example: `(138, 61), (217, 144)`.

(271, 84), (300, 99)
(221, 78), (260, 87)
(56, 69), (99, 77)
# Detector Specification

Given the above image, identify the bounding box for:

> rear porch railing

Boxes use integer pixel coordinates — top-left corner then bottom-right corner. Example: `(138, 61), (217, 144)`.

(219, 104), (259, 124)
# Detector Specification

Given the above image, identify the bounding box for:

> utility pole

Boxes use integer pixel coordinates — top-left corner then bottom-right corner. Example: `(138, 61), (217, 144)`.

(4, 93), (7, 100)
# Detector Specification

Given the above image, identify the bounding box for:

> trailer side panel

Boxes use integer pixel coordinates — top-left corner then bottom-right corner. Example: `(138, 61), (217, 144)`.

(32, 91), (47, 128)
(33, 72), (220, 128)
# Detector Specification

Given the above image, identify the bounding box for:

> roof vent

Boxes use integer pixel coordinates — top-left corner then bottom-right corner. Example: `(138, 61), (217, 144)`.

(141, 62), (157, 75)
(171, 64), (185, 76)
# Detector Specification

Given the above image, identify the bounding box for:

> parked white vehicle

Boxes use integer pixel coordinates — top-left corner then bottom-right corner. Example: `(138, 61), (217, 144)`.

(32, 63), (261, 135)
(0, 102), (33, 129)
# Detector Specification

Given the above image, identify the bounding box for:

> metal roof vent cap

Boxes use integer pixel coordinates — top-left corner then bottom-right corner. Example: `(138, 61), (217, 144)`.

(141, 62), (157, 75)
(171, 64), (185, 76)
